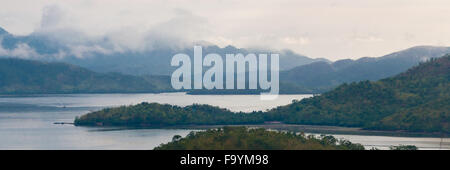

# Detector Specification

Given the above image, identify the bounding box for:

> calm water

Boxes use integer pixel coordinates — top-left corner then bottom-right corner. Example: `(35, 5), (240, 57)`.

(0, 93), (448, 150)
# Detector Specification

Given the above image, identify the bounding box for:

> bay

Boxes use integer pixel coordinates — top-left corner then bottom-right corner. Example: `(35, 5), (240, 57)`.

(0, 93), (448, 150)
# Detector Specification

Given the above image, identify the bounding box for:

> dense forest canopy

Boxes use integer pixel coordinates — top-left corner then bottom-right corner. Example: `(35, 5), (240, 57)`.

(74, 102), (264, 126)
(154, 126), (365, 150)
(265, 55), (449, 133)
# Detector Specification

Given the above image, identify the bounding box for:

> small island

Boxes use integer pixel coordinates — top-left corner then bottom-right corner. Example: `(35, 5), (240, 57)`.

(154, 126), (365, 150)
(74, 102), (265, 127)
(155, 127), (419, 150)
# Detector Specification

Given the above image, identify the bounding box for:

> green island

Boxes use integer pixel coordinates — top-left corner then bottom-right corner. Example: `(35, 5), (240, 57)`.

(74, 103), (264, 126)
(155, 126), (365, 150)
(154, 126), (417, 150)
(75, 55), (449, 134)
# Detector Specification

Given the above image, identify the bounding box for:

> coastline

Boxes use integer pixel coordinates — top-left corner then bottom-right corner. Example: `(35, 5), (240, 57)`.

(75, 123), (449, 138)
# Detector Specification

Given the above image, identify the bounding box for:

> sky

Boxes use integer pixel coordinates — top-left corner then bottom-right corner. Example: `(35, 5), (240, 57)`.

(0, 0), (449, 60)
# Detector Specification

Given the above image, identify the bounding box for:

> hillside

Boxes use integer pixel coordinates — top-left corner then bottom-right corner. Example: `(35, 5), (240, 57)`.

(154, 126), (364, 150)
(0, 58), (173, 94)
(268, 55), (450, 133)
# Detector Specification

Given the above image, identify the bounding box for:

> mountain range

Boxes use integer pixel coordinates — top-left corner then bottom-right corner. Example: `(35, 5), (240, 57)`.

(0, 27), (328, 75)
(280, 46), (450, 92)
(189, 46), (450, 94)
(1, 26), (450, 94)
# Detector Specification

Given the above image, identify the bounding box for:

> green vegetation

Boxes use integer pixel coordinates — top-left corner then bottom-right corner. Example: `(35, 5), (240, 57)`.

(265, 55), (450, 133)
(154, 126), (365, 150)
(74, 102), (264, 126)
(0, 58), (174, 94)
(389, 145), (418, 150)
(75, 55), (450, 133)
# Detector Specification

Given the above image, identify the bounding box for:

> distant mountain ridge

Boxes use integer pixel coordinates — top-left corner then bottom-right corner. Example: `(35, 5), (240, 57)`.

(2, 26), (450, 95)
(0, 26), (327, 75)
(280, 46), (450, 92)
(189, 46), (450, 94)
(0, 58), (173, 94)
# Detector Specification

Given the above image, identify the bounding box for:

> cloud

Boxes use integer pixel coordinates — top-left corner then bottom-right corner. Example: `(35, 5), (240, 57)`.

(2, 0), (450, 60)
(0, 5), (222, 59)
(27, 6), (215, 56)
(10, 4), (120, 58)
(281, 37), (310, 45)
(0, 39), (42, 59)
(91, 8), (216, 54)
(139, 9), (213, 50)
(34, 5), (93, 44)
(0, 37), (70, 59)
(39, 5), (66, 31)
(67, 44), (113, 59)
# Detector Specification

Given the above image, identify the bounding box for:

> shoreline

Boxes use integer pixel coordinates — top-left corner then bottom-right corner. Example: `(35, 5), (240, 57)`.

(76, 123), (449, 138)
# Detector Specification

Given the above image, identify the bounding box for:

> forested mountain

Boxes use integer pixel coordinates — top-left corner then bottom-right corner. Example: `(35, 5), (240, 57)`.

(0, 58), (173, 94)
(268, 55), (450, 133)
(75, 55), (450, 133)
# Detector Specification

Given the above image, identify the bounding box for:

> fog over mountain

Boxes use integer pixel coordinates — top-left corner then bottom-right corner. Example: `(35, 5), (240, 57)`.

(0, 25), (328, 75)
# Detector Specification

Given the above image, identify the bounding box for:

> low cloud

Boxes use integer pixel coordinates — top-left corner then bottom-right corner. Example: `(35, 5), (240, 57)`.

(2, 5), (217, 59)
(67, 44), (113, 59)
(39, 4), (66, 31)
(0, 39), (42, 59)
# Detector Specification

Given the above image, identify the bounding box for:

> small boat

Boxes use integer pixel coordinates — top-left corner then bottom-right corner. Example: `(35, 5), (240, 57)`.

(53, 122), (74, 125)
